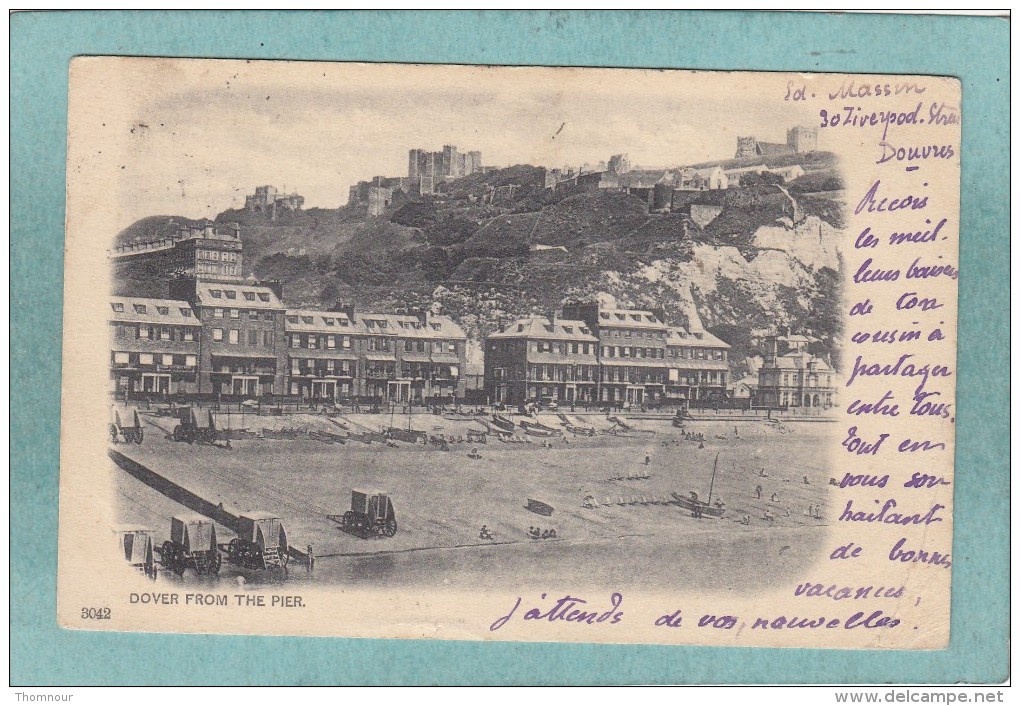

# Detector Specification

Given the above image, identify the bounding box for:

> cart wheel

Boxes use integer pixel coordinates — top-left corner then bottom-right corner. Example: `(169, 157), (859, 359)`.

(341, 511), (354, 529)
(280, 549), (289, 567)
(209, 551), (221, 575)
(382, 519), (397, 537)
(227, 538), (241, 562)
(109, 424), (119, 443)
(160, 541), (176, 570)
(133, 427), (144, 444)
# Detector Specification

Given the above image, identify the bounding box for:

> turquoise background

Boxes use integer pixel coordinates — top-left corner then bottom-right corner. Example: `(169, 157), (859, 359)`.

(10, 11), (1009, 685)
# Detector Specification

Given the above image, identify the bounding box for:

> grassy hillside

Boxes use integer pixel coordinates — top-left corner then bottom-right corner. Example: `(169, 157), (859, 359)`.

(112, 163), (847, 369)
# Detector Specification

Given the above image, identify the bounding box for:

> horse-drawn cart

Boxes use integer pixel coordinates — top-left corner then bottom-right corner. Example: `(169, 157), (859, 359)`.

(220, 512), (289, 570)
(328, 490), (397, 538)
(112, 525), (158, 579)
(171, 407), (218, 444)
(159, 514), (221, 576)
(109, 408), (144, 444)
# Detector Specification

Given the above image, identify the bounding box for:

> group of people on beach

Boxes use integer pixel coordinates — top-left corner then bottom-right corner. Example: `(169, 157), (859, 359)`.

(528, 526), (557, 540)
(753, 474), (823, 523)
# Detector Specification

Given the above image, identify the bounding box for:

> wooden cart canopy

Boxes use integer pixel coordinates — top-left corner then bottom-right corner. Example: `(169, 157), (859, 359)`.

(171, 514), (217, 551)
(236, 512), (285, 546)
(111, 525), (155, 535)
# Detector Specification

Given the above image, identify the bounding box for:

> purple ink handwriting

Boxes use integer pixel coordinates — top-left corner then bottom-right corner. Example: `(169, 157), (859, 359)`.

(490, 591), (624, 631)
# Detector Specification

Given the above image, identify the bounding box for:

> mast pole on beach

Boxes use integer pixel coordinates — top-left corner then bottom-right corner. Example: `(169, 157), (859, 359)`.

(707, 452), (719, 507)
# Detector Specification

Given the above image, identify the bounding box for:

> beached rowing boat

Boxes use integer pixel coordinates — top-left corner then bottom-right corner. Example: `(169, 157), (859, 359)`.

(671, 452), (725, 518)
(490, 414), (516, 432)
(526, 498), (554, 516)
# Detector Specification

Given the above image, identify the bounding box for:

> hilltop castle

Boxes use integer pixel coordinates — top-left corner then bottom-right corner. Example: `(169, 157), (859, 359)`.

(735, 126), (817, 159)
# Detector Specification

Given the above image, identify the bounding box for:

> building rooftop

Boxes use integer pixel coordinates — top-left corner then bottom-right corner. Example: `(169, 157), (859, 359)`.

(755, 141), (793, 156)
(489, 317), (598, 341)
(284, 309), (466, 340)
(666, 327), (730, 348)
(363, 313), (466, 340)
(729, 374), (760, 390)
(768, 351), (833, 372)
(596, 309), (666, 329)
(285, 309), (368, 334)
(194, 283), (284, 310)
(110, 296), (199, 325)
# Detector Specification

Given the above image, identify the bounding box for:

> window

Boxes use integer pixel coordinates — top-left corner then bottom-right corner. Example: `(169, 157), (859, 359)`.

(139, 353), (154, 365)
(324, 318), (335, 326)
(292, 359), (301, 375)
(341, 335), (351, 349)
(185, 354), (197, 367)
(327, 335), (336, 349)
(301, 316), (313, 324)
(224, 290), (236, 300)
(213, 328), (223, 342)
(431, 323), (441, 331)
(326, 360), (335, 373)
(263, 331), (272, 346)
(162, 354), (174, 366)
(137, 324), (151, 340)
(157, 306), (169, 315)
(229, 329), (239, 345)
(263, 312), (274, 321)
(290, 334), (300, 349)
(307, 335), (317, 350)
(447, 342), (457, 354)
(133, 304), (147, 314)
(111, 302), (124, 312)
(248, 330), (258, 346)
(214, 308), (224, 318)
(160, 326), (171, 341)
(113, 352), (129, 365)
(210, 290), (223, 298)
(230, 309), (239, 319)
(404, 340), (413, 352)
(180, 308), (192, 317)
(287, 315), (299, 324)
(416, 340), (425, 352)
(366, 320), (376, 329)
(243, 292), (256, 301)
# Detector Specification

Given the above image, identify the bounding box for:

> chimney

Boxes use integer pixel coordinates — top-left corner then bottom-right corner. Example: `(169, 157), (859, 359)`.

(263, 279), (284, 302)
(331, 299), (356, 321)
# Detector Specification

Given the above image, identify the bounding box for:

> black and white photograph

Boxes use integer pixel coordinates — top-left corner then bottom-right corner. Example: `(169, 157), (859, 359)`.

(57, 59), (959, 648)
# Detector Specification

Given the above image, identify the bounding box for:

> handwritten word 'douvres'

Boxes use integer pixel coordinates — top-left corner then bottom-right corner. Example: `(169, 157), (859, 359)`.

(489, 592), (624, 631)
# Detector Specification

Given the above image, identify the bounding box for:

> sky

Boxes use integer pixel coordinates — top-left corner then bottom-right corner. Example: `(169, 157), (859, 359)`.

(69, 59), (829, 231)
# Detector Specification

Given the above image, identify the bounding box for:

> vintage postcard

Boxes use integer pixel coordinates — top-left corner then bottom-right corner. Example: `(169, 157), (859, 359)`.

(58, 58), (960, 648)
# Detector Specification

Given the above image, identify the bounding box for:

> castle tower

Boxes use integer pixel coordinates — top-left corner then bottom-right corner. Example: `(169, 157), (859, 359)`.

(787, 126), (818, 153)
(735, 137), (758, 159)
